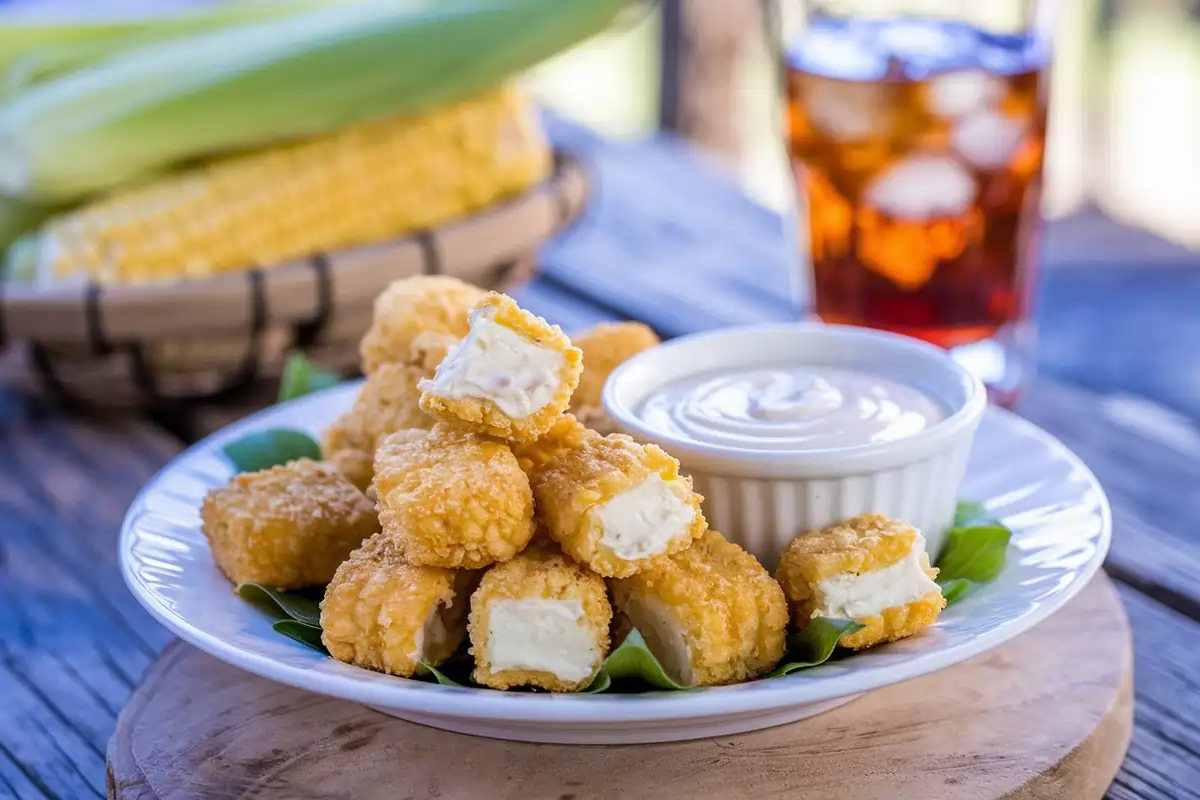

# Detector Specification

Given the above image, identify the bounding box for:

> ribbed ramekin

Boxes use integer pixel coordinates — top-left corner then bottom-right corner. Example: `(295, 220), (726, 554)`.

(602, 323), (987, 570)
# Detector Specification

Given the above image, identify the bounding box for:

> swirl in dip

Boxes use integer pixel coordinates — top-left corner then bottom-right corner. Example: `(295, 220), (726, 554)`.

(635, 366), (944, 452)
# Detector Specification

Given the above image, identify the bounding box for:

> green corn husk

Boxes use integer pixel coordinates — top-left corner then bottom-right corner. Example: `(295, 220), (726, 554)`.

(0, 0), (627, 205)
(1, 0), (352, 96)
(0, 196), (51, 259)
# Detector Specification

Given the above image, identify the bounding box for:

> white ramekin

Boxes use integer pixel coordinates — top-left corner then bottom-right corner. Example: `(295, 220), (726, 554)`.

(602, 323), (987, 569)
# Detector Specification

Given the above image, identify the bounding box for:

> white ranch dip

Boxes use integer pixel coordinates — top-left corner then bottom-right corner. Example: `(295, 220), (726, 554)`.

(636, 366), (944, 452)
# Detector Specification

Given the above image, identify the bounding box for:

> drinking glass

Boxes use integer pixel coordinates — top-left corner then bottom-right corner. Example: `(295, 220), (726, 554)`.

(773, 0), (1060, 405)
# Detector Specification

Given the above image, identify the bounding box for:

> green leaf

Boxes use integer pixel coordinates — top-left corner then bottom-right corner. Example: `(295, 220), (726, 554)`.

(419, 661), (468, 687)
(278, 350), (342, 403)
(589, 628), (687, 691)
(222, 428), (320, 473)
(936, 521), (1012, 584)
(580, 670), (612, 694)
(765, 617), (864, 678)
(274, 619), (328, 653)
(953, 500), (992, 528)
(237, 582), (323, 627)
(937, 577), (973, 607)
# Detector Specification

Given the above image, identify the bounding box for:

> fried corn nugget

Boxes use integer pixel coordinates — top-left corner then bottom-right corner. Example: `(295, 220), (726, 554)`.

(611, 530), (788, 687)
(320, 363), (434, 490)
(512, 413), (592, 476)
(418, 292), (583, 443)
(775, 513), (946, 650)
(359, 276), (486, 375)
(570, 322), (660, 432)
(200, 458), (379, 589)
(321, 533), (476, 677)
(373, 426), (535, 569)
(531, 432), (705, 578)
(468, 544), (611, 691)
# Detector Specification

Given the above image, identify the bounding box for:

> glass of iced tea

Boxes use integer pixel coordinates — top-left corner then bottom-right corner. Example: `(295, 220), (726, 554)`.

(776, 1), (1057, 404)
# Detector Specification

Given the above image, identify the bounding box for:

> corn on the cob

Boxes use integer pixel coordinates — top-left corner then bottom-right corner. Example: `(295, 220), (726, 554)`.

(31, 85), (550, 286)
(0, 0), (626, 204)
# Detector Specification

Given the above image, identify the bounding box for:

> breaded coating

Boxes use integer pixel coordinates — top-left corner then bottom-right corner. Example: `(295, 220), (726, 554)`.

(512, 413), (592, 476)
(359, 276), (485, 375)
(611, 530), (788, 687)
(372, 426), (535, 569)
(320, 363), (434, 490)
(531, 432), (705, 578)
(418, 292), (583, 443)
(321, 534), (476, 677)
(775, 513), (946, 650)
(468, 544), (611, 691)
(201, 458), (379, 589)
(570, 322), (660, 431)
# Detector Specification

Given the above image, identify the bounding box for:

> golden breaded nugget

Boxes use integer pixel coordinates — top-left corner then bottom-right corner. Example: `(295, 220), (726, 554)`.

(359, 276), (485, 375)
(320, 363), (434, 490)
(570, 321), (659, 421)
(531, 432), (705, 577)
(611, 530), (787, 687)
(201, 458), (379, 589)
(321, 534), (476, 677)
(512, 413), (592, 476)
(469, 544), (611, 691)
(775, 513), (945, 650)
(373, 426), (535, 569)
(418, 293), (583, 443)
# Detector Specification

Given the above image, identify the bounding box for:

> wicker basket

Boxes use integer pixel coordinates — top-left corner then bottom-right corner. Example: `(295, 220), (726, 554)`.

(0, 152), (588, 409)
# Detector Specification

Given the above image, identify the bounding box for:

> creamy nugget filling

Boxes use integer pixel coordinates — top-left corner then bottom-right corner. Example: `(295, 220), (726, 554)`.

(424, 305), (563, 418)
(621, 594), (693, 686)
(410, 572), (473, 661)
(596, 474), (695, 560)
(486, 598), (599, 682)
(815, 535), (940, 619)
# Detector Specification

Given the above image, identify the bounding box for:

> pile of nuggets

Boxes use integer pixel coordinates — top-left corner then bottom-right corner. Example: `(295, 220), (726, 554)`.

(202, 276), (946, 692)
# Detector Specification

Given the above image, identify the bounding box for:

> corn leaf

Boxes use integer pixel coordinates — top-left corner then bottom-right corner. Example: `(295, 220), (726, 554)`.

(2, 0), (350, 96)
(0, 0), (628, 203)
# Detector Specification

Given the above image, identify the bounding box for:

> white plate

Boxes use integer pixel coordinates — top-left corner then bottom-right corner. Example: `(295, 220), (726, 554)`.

(120, 383), (1110, 744)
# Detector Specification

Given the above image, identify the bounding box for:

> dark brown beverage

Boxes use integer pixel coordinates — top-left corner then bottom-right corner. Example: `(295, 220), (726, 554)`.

(786, 17), (1049, 363)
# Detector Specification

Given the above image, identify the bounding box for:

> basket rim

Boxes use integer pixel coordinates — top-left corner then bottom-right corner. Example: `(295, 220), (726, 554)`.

(0, 150), (588, 347)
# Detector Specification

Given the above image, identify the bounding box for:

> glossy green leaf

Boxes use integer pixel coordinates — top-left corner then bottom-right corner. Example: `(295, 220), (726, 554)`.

(274, 619), (327, 653)
(937, 521), (1012, 584)
(589, 628), (687, 691)
(237, 582), (322, 627)
(278, 350), (342, 403)
(222, 428), (320, 473)
(419, 661), (468, 687)
(937, 577), (973, 606)
(765, 617), (864, 678)
(953, 500), (992, 528)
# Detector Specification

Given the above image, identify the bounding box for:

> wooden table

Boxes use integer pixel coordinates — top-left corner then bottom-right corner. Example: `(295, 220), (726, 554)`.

(1, 121), (1198, 800)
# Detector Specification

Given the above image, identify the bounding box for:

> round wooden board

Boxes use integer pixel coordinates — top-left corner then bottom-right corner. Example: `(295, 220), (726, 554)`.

(107, 573), (1132, 800)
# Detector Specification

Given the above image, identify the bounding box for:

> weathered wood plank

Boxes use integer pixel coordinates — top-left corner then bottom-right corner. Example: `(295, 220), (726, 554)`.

(0, 383), (178, 798)
(1017, 380), (1200, 619)
(1107, 585), (1200, 800)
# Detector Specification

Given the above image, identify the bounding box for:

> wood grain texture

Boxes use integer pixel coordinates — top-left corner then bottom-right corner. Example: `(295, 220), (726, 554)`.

(107, 575), (1130, 800)
(0, 360), (177, 799)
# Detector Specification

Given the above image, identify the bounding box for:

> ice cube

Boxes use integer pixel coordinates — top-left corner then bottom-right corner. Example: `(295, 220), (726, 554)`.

(799, 75), (887, 140)
(928, 70), (1005, 118)
(864, 154), (976, 221)
(952, 109), (1027, 170)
